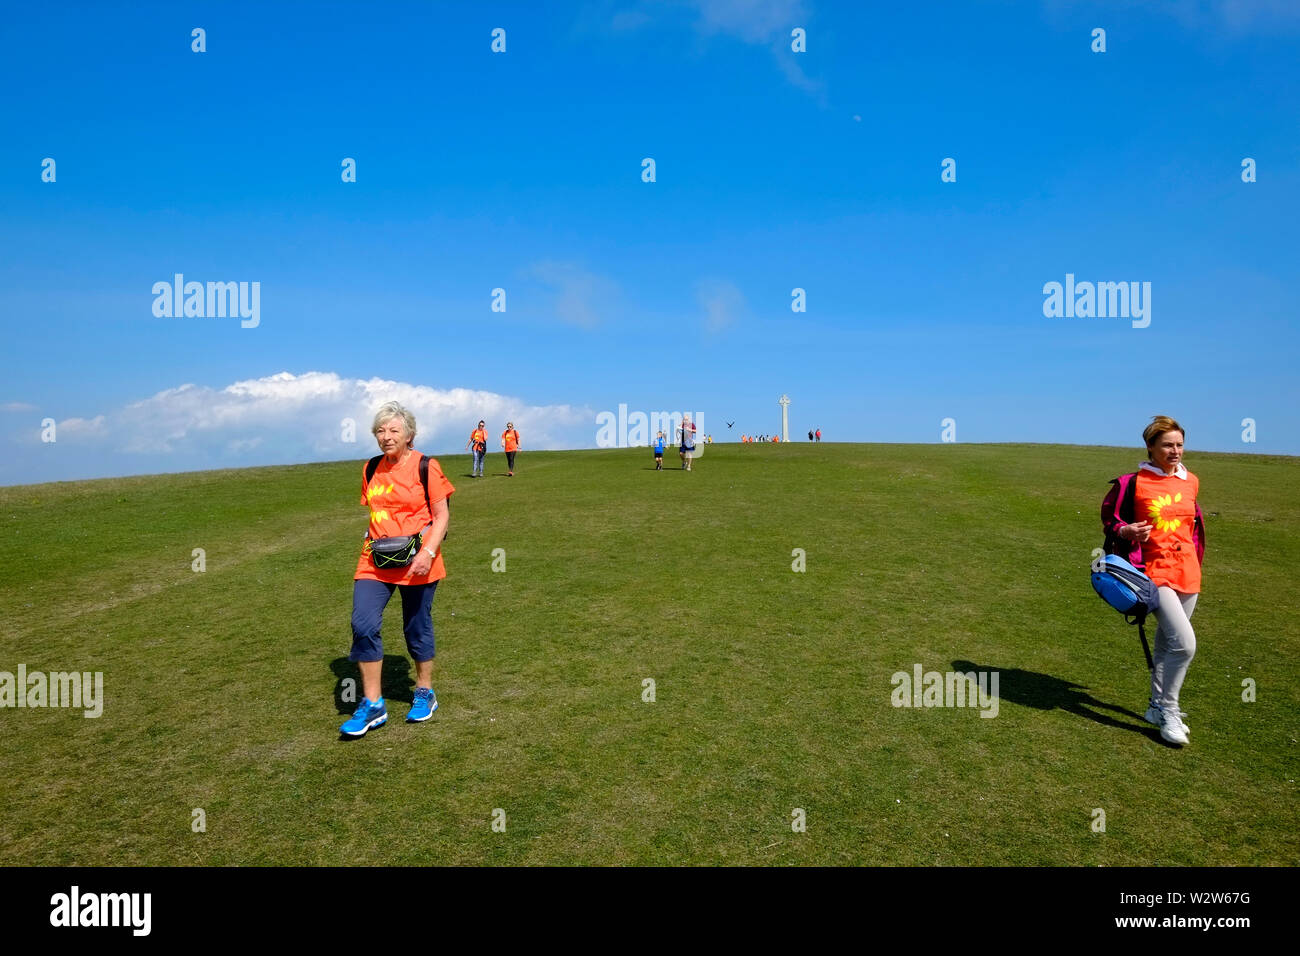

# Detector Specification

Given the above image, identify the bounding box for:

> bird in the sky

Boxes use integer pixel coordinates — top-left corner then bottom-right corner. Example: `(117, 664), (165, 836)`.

(725, 420), (735, 428)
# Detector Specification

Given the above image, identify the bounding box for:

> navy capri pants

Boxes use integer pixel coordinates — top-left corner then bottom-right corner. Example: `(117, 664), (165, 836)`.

(350, 579), (438, 663)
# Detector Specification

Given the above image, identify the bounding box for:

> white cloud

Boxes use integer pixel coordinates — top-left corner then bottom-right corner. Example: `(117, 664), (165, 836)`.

(695, 278), (746, 332)
(1182, 0), (1300, 31)
(690, 0), (806, 44)
(611, 8), (653, 30)
(41, 371), (594, 461)
(524, 261), (621, 328)
(577, 0), (823, 97)
(1042, 0), (1300, 34)
(56, 415), (107, 437)
(689, 0), (823, 97)
(0, 402), (37, 412)
(226, 437), (264, 454)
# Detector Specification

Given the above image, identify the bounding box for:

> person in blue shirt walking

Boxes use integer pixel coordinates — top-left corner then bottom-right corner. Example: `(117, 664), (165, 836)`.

(653, 430), (667, 470)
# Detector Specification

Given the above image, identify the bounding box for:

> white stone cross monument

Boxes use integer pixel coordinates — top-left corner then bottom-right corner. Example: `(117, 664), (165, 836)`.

(778, 394), (790, 443)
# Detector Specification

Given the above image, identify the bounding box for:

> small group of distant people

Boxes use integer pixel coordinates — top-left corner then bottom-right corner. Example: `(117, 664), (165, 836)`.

(807, 428), (822, 441)
(465, 419), (521, 477)
(740, 434), (780, 443)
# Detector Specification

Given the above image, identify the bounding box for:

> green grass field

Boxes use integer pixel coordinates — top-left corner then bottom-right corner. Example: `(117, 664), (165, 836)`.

(1, 442), (1296, 866)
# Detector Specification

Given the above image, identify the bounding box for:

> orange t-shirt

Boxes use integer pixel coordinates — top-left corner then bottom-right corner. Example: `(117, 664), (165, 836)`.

(502, 429), (519, 452)
(354, 451), (455, 585)
(470, 428), (487, 450)
(1135, 468), (1200, 593)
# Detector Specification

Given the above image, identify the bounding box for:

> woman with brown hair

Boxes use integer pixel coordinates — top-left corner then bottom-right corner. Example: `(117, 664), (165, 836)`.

(1101, 415), (1206, 746)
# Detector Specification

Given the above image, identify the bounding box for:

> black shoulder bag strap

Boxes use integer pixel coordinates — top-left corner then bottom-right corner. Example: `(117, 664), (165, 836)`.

(1137, 619), (1154, 671)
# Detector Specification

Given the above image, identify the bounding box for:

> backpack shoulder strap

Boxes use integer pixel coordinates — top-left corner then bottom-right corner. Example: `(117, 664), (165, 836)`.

(418, 454), (431, 512)
(1194, 500), (1206, 562)
(365, 455), (383, 484)
(419, 454), (451, 540)
(1118, 472), (1138, 524)
(1102, 472), (1138, 555)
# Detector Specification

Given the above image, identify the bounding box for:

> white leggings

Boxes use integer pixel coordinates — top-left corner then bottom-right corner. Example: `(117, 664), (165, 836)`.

(1150, 587), (1198, 711)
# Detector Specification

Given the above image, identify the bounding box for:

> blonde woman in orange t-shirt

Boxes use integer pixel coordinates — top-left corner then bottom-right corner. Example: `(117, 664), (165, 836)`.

(341, 401), (455, 738)
(1109, 416), (1206, 747)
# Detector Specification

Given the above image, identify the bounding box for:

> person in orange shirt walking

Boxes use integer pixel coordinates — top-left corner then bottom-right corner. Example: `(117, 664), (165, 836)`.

(1101, 415), (1207, 747)
(342, 401), (455, 737)
(501, 421), (521, 476)
(465, 420), (488, 477)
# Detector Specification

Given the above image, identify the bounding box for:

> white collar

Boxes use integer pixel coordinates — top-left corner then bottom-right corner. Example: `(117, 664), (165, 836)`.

(1139, 460), (1187, 479)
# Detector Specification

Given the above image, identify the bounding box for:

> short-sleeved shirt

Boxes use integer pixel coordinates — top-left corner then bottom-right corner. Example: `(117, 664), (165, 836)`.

(1135, 468), (1200, 593)
(502, 429), (519, 452)
(354, 451), (456, 585)
(470, 429), (487, 451)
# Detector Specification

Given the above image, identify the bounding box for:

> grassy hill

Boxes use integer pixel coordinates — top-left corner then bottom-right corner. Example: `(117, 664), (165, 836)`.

(1, 442), (1296, 865)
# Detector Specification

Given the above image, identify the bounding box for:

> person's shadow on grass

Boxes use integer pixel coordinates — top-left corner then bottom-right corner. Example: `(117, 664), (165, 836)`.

(330, 655), (414, 714)
(952, 659), (1160, 740)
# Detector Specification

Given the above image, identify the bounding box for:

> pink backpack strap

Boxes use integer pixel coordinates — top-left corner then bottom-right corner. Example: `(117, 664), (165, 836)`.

(1101, 473), (1143, 569)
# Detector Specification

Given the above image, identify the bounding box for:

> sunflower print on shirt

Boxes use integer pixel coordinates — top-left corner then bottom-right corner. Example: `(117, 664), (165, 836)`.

(1147, 492), (1184, 533)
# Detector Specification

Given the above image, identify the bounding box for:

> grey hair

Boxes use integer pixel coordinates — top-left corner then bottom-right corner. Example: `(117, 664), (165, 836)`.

(371, 401), (416, 446)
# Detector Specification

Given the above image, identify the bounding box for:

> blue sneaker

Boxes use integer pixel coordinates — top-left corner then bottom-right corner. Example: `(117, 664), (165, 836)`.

(340, 697), (387, 737)
(407, 687), (438, 722)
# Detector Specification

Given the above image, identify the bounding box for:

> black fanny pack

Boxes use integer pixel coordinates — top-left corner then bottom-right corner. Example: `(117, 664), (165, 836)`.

(368, 534), (423, 569)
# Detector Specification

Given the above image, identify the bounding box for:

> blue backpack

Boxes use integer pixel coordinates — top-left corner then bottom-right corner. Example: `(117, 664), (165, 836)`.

(1091, 553), (1160, 669)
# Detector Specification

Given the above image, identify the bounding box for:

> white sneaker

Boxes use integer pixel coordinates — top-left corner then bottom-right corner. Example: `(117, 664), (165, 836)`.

(1144, 701), (1189, 735)
(1159, 709), (1189, 746)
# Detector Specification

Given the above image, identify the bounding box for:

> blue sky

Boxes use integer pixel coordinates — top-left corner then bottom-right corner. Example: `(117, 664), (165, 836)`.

(2, 0), (1297, 484)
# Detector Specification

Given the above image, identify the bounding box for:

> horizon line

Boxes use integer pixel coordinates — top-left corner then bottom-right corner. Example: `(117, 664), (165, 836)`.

(4, 440), (1295, 491)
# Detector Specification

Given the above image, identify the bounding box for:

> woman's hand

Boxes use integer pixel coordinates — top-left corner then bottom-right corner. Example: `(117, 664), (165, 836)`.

(411, 549), (434, 577)
(1121, 521), (1153, 543)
